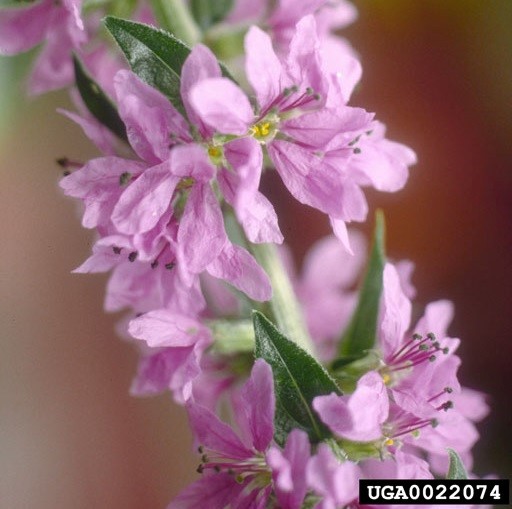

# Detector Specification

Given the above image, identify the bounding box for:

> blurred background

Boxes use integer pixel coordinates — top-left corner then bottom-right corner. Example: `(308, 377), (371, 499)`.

(1, 0), (511, 507)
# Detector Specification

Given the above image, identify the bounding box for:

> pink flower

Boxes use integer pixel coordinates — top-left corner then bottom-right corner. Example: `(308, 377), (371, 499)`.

(0, 0), (86, 93)
(307, 443), (361, 509)
(313, 371), (389, 442)
(170, 360), (310, 508)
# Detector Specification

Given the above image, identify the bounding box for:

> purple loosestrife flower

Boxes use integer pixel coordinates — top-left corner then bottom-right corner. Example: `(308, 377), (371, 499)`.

(170, 360), (310, 509)
(191, 15), (414, 250)
(0, 0), (86, 93)
(306, 443), (361, 509)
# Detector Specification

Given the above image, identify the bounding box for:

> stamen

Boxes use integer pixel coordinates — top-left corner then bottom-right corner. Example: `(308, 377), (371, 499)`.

(128, 251), (138, 262)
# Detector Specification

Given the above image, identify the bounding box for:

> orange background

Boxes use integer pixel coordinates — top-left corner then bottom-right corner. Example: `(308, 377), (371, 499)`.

(1, 1), (511, 507)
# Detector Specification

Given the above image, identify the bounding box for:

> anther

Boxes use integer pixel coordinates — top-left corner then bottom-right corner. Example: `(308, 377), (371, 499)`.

(201, 454), (209, 463)
(197, 446), (204, 454)
(427, 332), (436, 341)
(214, 465), (221, 473)
(428, 355), (436, 362)
(128, 251), (138, 262)
(165, 262), (175, 270)
(62, 170), (71, 176)
(412, 333), (422, 340)
(113, 246), (122, 255)
(353, 147), (362, 154)
(151, 260), (159, 269)
(444, 386), (453, 394)
(119, 172), (132, 186)
(442, 347), (449, 354)
(442, 401), (454, 411)
(431, 418), (439, 428)
(196, 464), (204, 474)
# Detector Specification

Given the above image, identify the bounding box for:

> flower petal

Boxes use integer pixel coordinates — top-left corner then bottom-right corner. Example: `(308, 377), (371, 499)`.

(206, 243), (272, 301)
(112, 161), (179, 235)
(189, 77), (254, 135)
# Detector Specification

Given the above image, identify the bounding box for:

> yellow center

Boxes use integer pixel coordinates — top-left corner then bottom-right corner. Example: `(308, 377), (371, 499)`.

(207, 145), (224, 166)
(384, 438), (394, 446)
(249, 115), (279, 143)
(381, 373), (392, 385)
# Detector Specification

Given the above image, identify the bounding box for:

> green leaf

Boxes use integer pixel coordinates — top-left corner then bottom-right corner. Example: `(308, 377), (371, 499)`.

(446, 449), (468, 479)
(104, 16), (190, 115)
(338, 210), (386, 356)
(190, 0), (234, 30)
(72, 55), (128, 143)
(0, 0), (37, 7)
(104, 17), (235, 116)
(253, 311), (341, 444)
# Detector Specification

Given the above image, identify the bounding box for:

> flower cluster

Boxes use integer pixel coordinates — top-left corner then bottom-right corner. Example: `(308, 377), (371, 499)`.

(2, 0), (490, 507)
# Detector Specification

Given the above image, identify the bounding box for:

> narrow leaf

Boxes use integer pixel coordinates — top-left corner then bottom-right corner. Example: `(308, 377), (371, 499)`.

(103, 16), (235, 117)
(190, 0), (234, 30)
(104, 16), (191, 115)
(253, 311), (341, 444)
(338, 210), (386, 356)
(72, 55), (128, 142)
(446, 449), (468, 479)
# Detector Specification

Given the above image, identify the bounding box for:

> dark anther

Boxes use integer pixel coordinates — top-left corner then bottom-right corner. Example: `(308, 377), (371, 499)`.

(165, 262), (176, 270)
(443, 401), (454, 411)
(201, 454), (209, 463)
(151, 260), (159, 269)
(119, 172), (132, 186)
(214, 466), (221, 473)
(62, 170), (71, 176)
(442, 347), (449, 354)
(56, 157), (69, 167)
(431, 418), (439, 428)
(113, 246), (122, 255)
(198, 446), (204, 454)
(227, 468), (235, 476)
(128, 251), (138, 262)
(353, 147), (362, 154)
(412, 333), (422, 340)
(196, 465), (204, 474)
(419, 344), (429, 351)
(444, 386), (453, 394)
(428, 355), (436, 362)
(427, 332), (436, 341)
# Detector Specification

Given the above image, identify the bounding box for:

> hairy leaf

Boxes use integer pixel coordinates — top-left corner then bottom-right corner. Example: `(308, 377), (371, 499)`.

(253, 311), (341, 444)
(447, 449), (468, 479)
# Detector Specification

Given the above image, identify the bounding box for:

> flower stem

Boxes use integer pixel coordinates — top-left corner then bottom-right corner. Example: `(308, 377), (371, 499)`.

(251, 243), (314, 353)
(150, 0), (201, 46)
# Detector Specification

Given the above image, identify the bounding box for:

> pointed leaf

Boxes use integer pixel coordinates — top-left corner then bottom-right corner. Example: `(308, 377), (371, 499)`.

(446, 449), (468, 479)
(103, 16), (235, 117)
(72, 55), (128, 142)
(338, 210), (386, 356)
(253, 311), (341, 444)
(104, 16), (190, 115)
(190, 0), (234, 30)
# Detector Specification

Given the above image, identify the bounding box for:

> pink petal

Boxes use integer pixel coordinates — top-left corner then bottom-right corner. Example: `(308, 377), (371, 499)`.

(187, 403), (253, 460)
(180, 44), (221, 136)
(112, 161), (179, 235)
(170, 143), (215, 181)
(0, 0), (52, 55)
(379, 263), (413, 358)
(114, 70), (189, 163)
(267, 429), (310, 509)
(240, 359), (275, 452)
(206, 243), (272, 301)
(128, 310), (208, 348)
(189, 77), (254, 135)
(283, 107), (372, 148)
(268, 140), (345, 217)
(168, 473), (246, 509)
(178, 184), (227, 274)
(244, 25), (284, 109)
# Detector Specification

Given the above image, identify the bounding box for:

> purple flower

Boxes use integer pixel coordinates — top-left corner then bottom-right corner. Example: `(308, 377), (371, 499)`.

(314, 371), (389, 442)
(170, 360), (309, 508)
(307, 443), (361, 509)
(0, 0), (86, 93)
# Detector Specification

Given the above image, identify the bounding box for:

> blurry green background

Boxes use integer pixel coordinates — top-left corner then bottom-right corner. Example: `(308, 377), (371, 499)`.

(1, 1), (511, 507)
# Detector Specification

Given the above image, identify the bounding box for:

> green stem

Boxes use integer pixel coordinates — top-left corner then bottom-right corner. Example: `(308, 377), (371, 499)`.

(208, 319), (255, 354)
(251, 243), (314, 353)
(150, 0), (201, 46)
